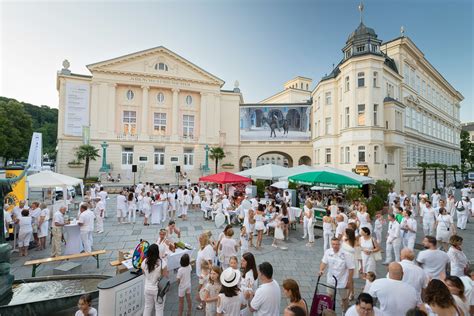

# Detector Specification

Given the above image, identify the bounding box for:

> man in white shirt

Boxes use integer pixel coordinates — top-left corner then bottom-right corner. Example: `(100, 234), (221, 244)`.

(399, 190), (408, 204)
(98, 187), (108, 217)
(159, 189), (168, 223)
(167, 188), (177, 220)
(400, 210), (417, 250)
(416, 235), (450, 279)
(116, 191), (127, 224)
(51, 206), (67, 257)
(399, 248), (428, 303)
(250, 262), (281, 316)
(387, 188), (398, 207)
(345, 293), (383, 316)
(369, 262), (418, 316)
(319, 237), (354, 312)
(94, 198), (105, 234)
(335, 215), (348, 240)
(176, 186), (184, 217)
(461, 185), (471, 198)
(383, 213), (401, 264)
(421, 201), (436, 236)
(431, 190), (441, 208)
(78, 204), (94, 252)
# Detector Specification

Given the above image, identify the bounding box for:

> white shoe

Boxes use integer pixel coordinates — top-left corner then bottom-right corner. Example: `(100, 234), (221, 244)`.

(302, 235), (307, 239)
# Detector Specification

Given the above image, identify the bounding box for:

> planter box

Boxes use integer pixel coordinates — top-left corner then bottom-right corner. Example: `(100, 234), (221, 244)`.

(221, 165), (234, 169)
(68, 163), (84, 168)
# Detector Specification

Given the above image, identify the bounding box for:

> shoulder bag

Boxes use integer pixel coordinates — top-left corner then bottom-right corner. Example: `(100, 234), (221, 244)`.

(156, 259), (170, 303)
(371, 238), (382, 261)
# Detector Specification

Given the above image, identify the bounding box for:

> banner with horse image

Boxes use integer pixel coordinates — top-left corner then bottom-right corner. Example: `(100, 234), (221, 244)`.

(239, 104), (311, 141)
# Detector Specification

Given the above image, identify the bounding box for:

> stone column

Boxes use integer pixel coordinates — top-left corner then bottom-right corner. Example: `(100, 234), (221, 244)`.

(171, 88), (180, 141)
(108, 83), (117, 135)
(199, 92), (207, 143)
(141, 85), (149, 137)
(90, 82), (100, 135)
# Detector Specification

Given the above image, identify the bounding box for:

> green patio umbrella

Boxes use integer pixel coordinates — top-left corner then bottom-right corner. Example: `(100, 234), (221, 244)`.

(288, 170), (362, 188)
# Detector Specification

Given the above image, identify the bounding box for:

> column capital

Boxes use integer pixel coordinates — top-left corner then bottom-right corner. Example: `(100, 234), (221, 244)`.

(200, 92), (208, 97)
(172, 88), (180, 93)
(141, 85), (150, 90)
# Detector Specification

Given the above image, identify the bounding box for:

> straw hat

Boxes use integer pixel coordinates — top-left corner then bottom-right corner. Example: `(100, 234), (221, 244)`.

(220, 267), (241, 288)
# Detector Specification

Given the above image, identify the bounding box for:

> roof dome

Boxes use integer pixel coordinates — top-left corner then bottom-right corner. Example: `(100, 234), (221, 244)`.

(347, 22), (377, 43)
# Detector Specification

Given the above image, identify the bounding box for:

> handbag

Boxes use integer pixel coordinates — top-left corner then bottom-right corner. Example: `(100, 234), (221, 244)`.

(156, 259), (170, 303)
(455, 202), (465, 212)
(371, 238), (382, 261)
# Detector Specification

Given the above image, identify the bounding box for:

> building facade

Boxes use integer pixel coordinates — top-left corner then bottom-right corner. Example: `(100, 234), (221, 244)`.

(56, 23), (463, 191)
(311, 22), (463, 192)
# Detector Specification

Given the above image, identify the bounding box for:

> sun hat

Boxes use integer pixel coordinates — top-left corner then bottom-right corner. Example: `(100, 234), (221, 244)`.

(220, 267), (241, 288)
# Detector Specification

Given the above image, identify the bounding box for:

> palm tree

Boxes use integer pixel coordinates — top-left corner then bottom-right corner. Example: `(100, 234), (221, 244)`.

(417, 162), (429, 191)
(439, 164), (448, 188)
(76, 145), (100, 180)
(429, 163), (441, 190)
(209, 147), (226, 174)
(450, 165), (459, 183)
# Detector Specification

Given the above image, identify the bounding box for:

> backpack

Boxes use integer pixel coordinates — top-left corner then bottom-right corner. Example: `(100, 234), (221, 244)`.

(455, 202), (465, 212)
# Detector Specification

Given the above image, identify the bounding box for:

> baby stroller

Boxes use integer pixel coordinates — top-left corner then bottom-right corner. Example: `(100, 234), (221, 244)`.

(309, 275), (337, 316)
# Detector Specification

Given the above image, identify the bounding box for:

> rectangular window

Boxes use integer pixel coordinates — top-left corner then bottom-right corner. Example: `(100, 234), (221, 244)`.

(356, 45), (365, 53)
(373, 104), (378, 126)
(373, 72), (378, 87)
(374, 146), (379, 164)
(121, 147), (133, 165)
(340, 147), (344, 164)
(183, 115), (194, 139)
(123, 110), (137, 135)
(357, 104), (365, 126)
(345, 76), (350, 91)
(345, 146), (350, 164)
(325, 148), (331, 163)
(154, 148), (165, 166)
(183, 148), (194, 166)
(358, 146), (366, 163)
(345, 107), (350, 128)
(387, 150), (394, 164)
(325, 117), (332, 135)
(325, 92), (332, 105)
(357, 72), (365, 87)
(153, 112), (167, 133)
(386, 83), (394, 98)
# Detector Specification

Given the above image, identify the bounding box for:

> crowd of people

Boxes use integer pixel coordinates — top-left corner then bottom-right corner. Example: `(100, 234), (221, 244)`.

(3, 180), (474, 316)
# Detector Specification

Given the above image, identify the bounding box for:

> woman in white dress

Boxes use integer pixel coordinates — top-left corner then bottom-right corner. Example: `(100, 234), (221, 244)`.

(37, 203), (49, 250)
(435, 207), (455, 251)
(322, 210), (334, 252)
(342, 227), (360, 300)
(127, 192), (136, 224)
(192, 186), (201, 210)
(216, 268), (242, 316)
(240, 252), (258, 316)
(254, 204), (265, 250)
(359, 227), (380, 277)
(142, 192), (152, 226)
(356, 204), (372, 232)
(302, 201), (314, 247)
(142, 244), (168, 316)
(447, 235), (469, 277)
(219, 228), (238, 269)
(196, 233), (216, 278)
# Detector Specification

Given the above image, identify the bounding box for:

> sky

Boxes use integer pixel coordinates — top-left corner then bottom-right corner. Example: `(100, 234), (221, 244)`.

(1, 0), (473, 121)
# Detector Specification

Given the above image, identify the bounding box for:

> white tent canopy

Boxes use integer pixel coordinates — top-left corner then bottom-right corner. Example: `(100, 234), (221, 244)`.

(279, 165), (373, 185)
(27, 170), (83, 188)
(270, 180), (288, 189)
(237, 164), (289, 180)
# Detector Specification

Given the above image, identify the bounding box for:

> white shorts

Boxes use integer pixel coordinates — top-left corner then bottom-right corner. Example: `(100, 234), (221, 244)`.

(18, 231), (32, 247)
(117, 208), (125, 217)
(178, 286), (191, 298)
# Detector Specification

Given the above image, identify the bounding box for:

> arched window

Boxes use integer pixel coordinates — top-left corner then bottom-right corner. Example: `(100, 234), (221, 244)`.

(157, 92), (165, 103)
(185, 95), (193, 105)
(155, 62), (168, 71)
(126, 89), (134, 101)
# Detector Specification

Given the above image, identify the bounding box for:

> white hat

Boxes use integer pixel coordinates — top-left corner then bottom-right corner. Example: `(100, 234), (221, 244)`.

(220, 267), (241, 288)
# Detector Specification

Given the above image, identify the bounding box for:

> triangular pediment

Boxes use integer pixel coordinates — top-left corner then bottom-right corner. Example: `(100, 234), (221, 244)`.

(87, 46), (224, 86)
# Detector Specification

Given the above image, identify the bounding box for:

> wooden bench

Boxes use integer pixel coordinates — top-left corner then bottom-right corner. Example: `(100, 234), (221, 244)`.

(24, 250), (107, 277)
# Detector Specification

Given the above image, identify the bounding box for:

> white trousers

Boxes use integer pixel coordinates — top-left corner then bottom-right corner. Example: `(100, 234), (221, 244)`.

(96, 213), (104, 232)
(457, 211), (468, 229)
(402, 234), (416, 250)
(323, 231), (333, 251)
(81, 231), (92, 252)
(374, 230), (382, 244)
(161, 202), (168, 222)
(306, 218), (314, 243)
(423, 220), (435, 236)
(385, 238), (401, 263)
(181, 204), (188, 216)
(128, 206), (136, 223)
(143, 290), (165, 316)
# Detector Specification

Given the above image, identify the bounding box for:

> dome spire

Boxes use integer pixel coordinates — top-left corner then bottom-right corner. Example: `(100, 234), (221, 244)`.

(358, 1), (364, 24)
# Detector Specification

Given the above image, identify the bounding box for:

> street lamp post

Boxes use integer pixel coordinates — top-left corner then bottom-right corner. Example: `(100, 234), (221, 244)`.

(203, 144), (210, 173)
(99, 141), (109, 173)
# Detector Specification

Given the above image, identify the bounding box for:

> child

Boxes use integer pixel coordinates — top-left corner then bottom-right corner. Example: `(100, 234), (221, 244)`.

(196, 260), (210, 310)
(16, 209), (32, 257)
(373, 212), (384, 245)
(363, 271), (376, 293)
(229, 256), (239, 271)
(239, 225), (249, 257)
(272, 215), (285, 248)
(202, 266), (222, 316)
(177, 254), (192, 316)
(75, 294), (97, 316)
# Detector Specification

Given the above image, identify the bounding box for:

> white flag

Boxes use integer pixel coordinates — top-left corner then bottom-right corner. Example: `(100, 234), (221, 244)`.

(27, 132), (43, 172)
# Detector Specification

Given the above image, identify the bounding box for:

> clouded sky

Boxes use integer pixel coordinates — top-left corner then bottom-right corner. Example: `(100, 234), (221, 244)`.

(1, 0), (472, 121)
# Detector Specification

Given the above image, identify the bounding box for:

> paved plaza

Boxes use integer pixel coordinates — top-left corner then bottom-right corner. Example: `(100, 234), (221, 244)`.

(9, 194), (474, 315)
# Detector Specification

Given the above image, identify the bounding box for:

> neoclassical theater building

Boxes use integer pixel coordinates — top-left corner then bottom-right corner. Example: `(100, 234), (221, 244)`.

(56, 20), (462, 191)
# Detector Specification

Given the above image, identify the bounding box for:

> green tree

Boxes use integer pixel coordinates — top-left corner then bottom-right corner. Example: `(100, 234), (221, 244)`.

(428, 163), (441, 190)
(450, 165), (460, 183)
(418, 162), (429, 191)
(439, 164), (448, 187)
(345, 188), (363, 203)
(76, 145), (100, 180)
(0, 100), (33, 165)
(373, 179), (395, 202)
(460, 130), (472, 168)
(209, 147), (226, 174)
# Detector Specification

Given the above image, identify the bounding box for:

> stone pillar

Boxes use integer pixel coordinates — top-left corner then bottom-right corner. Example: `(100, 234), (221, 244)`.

(108, 83), (117, 134)
(141, 85), (149, 137)
(199, 92), (207, 143)
(171, 88), (180, 141)
(90, 82), (100, 135)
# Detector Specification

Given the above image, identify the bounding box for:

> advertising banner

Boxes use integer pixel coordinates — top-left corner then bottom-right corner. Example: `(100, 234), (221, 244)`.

(4, 168), (26, 210)
(240, 104), (311, 141)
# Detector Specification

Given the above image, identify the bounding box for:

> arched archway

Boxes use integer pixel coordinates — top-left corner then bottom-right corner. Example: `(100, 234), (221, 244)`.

(256, 151), (293, 167)
(298, 156), (312, 166)
(239, 156), (252, 171)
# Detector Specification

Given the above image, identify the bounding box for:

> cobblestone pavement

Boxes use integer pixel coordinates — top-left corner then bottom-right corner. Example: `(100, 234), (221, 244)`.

(9, 194), (474, 315)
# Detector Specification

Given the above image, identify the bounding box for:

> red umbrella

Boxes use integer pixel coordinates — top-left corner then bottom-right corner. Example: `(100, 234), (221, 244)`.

(199, 172), (252, 184)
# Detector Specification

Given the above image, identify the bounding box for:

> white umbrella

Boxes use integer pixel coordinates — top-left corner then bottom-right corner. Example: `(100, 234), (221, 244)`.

(28, 170), (83, 188)
(278, 165), (315, 181)
(237, 164), (289, 180)
(270, 181), (288, 189)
